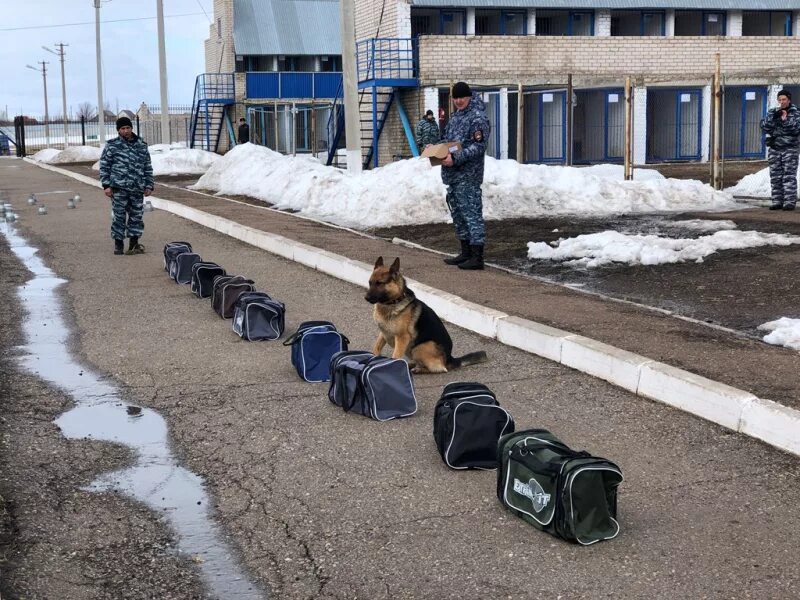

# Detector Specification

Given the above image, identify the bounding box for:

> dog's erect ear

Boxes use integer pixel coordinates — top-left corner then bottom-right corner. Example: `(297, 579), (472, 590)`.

(389, 257), (400, 274)
(374, 256), (384, 269)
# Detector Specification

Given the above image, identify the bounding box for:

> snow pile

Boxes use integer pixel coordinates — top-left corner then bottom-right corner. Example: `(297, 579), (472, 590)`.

(727, 165), (800, 198)
(51, 146), (103, 163)
(192, 144), (445, 227)
(30, 148), (63, 163)
(662, 219), (738, 232)
(481, 160), (735, 221)
(148, 141), (188, 153)
(527, 229), (800, 267)
(31, 146), (102, 164)
(758, 318), (800, 351)
(579, 164), (665, 182)
(149, 148), (220, 176)
(88, 145), (221, 176)
(192, 144), (738, 229)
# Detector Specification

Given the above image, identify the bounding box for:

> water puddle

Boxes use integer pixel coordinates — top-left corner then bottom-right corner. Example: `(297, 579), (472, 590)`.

(2, 222), (267, 600)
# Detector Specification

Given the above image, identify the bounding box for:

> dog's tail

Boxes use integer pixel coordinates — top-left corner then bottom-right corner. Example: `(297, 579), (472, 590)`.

(448, 351), (488, 370)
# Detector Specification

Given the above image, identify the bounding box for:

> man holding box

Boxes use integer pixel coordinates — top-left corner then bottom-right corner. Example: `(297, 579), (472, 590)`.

(438, 82), (490, 270)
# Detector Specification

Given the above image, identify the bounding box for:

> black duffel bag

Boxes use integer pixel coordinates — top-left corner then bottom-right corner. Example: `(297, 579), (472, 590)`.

(433, 382), (514, 470)
(497, 429), (623, 545)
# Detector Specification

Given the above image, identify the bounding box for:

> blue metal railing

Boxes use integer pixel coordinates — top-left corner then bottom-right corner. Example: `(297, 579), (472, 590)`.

(190, 73), (236, 151)
(245, 72), (342, 100)
(356, 38), (417, 83)
(195, 73), (235, 102)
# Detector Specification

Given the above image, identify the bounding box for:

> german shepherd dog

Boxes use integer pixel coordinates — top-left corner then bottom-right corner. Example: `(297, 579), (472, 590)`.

(365, 257), (487, 373)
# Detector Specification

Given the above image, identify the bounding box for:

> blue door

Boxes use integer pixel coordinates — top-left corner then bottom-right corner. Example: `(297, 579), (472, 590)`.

(647, 89), (702, 161)
(723, 87), (766, 158)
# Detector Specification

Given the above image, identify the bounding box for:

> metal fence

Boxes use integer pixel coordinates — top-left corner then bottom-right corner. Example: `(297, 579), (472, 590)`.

(4, 105), (194, 157)
(420, 74), (800, 173)
(247, 103), (334, 156)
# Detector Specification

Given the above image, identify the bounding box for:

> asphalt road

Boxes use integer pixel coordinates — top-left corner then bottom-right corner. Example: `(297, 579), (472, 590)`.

(1, 159), (799, 599)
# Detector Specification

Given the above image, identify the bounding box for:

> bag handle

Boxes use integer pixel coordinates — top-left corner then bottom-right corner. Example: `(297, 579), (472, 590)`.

(339, 362), (367, 412)
(512, 448), (566, 478)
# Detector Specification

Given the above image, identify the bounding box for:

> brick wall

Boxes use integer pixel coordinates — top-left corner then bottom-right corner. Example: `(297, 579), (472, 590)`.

(417, 36), (800, 87)
(595, 10), (611, 37)
(355, 0), (403, 40)
(205, 0), (235, 73)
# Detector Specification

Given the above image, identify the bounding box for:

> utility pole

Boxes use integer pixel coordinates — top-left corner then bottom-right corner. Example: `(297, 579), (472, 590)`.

(624, 77), (633, 181)
(26, 61), (50, 146)
(94, 0), (105, 145)
(712, 53), (722, 190)
(156, 0), (171, 144)
(338, 0), (362, 173)
(44, 43), (69, 147)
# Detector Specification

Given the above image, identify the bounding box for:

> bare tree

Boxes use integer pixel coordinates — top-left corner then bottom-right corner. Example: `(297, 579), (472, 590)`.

(76, 102), (97, 121)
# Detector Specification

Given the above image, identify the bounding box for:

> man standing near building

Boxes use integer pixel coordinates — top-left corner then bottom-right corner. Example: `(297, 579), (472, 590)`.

(415, 110), (439, 153)
(238, 117), (250, 144)
(760, 89), (800, 211)
(440, 82), (490, 270)
(99, 116), (153, 255)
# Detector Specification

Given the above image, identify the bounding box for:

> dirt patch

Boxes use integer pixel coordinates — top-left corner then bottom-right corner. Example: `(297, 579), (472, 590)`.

(374, 210), (800, 336)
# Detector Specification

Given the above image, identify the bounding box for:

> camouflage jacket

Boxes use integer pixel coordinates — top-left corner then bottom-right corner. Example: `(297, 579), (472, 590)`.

(441, 93), (491, 186)
(99, 134), (154, 192)
(415, 118), (440, 151)
(760, 104), (800, 150)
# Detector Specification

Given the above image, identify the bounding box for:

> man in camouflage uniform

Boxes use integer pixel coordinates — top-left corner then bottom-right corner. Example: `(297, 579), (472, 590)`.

(760, 89), (800, 211)
(440, 82), (491, 270)
(99, 116), (154, 254)
(415, 110), (439, 153)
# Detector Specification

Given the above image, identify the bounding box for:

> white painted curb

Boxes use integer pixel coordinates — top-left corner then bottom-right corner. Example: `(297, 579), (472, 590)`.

(28, 159), (800, 457)
(562, 335), (653, 394)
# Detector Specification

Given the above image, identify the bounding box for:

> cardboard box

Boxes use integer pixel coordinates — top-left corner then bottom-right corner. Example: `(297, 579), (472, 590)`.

(421, 141), (462, 166)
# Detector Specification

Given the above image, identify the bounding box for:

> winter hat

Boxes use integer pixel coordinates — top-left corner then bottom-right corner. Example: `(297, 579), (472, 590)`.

(778, 89), (792, 101)
(116, 116), (133, 130)
(452, 81), (472, 98)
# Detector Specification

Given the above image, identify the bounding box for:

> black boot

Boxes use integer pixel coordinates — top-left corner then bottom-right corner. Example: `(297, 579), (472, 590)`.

(114, 239), (124, 255)
(126, 236), (145, 255)
(458, 245), (484, 270)
(443, 240), (471, 265)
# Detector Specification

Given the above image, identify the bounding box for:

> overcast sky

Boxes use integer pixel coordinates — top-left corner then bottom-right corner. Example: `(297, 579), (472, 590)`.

(1, 0), (213, 119)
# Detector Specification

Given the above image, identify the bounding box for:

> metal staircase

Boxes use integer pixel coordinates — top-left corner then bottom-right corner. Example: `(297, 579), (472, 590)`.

(190, 73), (235, 152)
(325, 84), (394, 169)
(326, 38), (417, 169)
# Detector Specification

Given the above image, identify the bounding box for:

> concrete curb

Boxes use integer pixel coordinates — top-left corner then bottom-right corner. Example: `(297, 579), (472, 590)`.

(26, 159), (800, 457)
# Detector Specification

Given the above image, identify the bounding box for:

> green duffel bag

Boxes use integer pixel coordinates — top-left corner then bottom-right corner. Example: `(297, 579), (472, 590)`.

(496, 429), (623, 545)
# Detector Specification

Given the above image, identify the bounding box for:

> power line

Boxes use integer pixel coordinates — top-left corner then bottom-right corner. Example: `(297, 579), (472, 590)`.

(0, 12), (207, 32)
(195, 0), (213, 23)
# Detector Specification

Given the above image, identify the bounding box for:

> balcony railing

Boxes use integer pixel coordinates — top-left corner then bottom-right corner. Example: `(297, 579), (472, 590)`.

(194, 73), (235, 103)
(356, 38), (417, 84)
(245, 72), (342, 100)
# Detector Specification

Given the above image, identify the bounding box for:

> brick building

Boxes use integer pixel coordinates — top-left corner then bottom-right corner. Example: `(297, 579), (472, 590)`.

(352, 0), (800, 167)
(197, 0), (342, 153)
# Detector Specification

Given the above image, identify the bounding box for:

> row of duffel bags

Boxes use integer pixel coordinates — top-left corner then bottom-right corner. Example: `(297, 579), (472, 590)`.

(163, 241), (350, 382)
(327, 361), (624, 546)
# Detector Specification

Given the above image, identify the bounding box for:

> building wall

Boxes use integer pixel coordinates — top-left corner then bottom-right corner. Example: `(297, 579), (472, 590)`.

(355, 0), (401, 40)
(205, 0), (236, 74)
(416, 36), (800, 87)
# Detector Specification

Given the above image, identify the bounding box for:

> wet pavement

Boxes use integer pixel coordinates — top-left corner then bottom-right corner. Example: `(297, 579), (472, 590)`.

(4, 224), (265, 600)
(1, 158), (799, 599)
